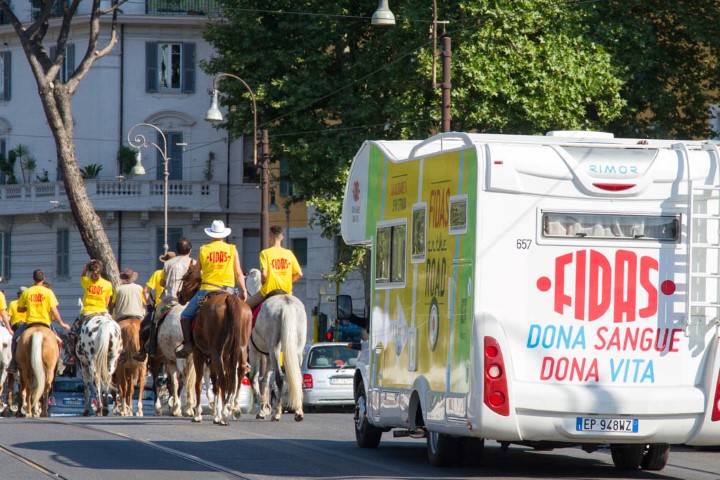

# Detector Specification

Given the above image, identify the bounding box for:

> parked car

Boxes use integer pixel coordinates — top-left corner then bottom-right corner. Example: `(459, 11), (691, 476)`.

(282, 342), (358, 411)
(185, 373), (253, 416)
(49, 376), (112, 416)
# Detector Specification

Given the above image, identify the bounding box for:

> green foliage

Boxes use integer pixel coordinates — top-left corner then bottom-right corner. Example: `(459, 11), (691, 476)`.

(204, 151), (215, 181)
(202, 1), (630, 278)
(579, 0), (720, 139)
(117, 146), (137, 176)
(80, 164), (103, 179)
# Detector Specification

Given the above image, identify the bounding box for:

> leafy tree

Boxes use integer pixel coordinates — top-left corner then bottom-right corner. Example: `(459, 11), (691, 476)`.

(203, 0), (625, 279)
(0, 0), (123, 284)
(580, 0), (720, 139)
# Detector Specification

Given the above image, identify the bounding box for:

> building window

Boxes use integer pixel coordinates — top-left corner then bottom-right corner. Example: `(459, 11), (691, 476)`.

(0, 51), (10, 101)
(158, 131), (183, 180)
(242, 228), (260, 272)
(56, 228), (70, 278)
(291, 238), (307, 266)
(0, 138), (6, 184)
(279, 159), (294, 197)
(156, 226), (184, 270)
(49, 44), (74, 83)
(145, 42), (195, 93)
(0, 231), (11, 280)
(375, 221), (406, 286)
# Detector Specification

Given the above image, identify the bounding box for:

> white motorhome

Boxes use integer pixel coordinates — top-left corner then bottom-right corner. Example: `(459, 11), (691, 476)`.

(338, 131), (720, 470)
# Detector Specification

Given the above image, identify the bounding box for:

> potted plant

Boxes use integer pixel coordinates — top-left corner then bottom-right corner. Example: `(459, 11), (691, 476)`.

(117, 146), (136, 177)
(80, 163), (103, 179)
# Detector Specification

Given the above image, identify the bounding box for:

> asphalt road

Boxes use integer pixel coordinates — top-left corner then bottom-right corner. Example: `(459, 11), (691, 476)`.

(1, 410), (718, 480)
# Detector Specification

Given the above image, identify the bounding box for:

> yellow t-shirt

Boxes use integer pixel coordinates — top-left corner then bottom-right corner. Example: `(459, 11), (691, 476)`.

(259, 246), (301, 296)
(8, 299), (27, 325)
(145, 269), (165, 307)
(0, 291), (7, 312)
(18, 285), (58, 326)
(80, 275), (113, 314)
(199, 241), (236, 290)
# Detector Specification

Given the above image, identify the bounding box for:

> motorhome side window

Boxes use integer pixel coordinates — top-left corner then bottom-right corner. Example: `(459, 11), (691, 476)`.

(543, 212), (679, 241)
(376, 222), (406, 285)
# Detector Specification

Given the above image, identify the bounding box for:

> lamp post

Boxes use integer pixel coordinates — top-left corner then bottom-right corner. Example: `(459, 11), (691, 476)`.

(127, 123), (170, 257)
(372, 0), (451, 132)
(204, 73), (271, 250)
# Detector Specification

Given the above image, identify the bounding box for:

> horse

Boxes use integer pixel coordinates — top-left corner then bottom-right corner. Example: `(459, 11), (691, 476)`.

(14, 324), (59, 417)
(0, 326), (11, 412)
(156, 302), (197, 417)
(76, 313), (122, 416)
(245, 268), (307, 422)
(113, 318), (147, 416)
(178, 284), (251, 425)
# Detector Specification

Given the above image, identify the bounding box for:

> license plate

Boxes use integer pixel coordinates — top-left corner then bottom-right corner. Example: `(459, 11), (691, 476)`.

(64, 398), (83, 406)
(576, 417), (638, 432)
(330, 377), (352, 385)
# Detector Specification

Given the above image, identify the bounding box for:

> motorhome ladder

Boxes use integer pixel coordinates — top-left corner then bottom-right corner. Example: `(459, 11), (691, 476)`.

(679, 141), (720, 336)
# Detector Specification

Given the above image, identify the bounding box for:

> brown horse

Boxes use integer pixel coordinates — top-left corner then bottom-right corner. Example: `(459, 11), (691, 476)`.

(15, 324), (59, 417)
(190, 293), (252, 425)
(114, 318), (147, 416)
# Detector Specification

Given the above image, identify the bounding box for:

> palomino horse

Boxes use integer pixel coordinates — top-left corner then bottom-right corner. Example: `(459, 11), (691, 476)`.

(157, 302), (197, 417)
(15, 324), (59, 417)
(0, 326), (11, 412)
(245, 269), (307, 422)
(113, 318), (147, 416)
(76, 313), (122, 416)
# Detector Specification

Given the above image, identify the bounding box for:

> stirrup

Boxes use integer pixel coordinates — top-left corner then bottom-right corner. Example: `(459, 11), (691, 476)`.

(175, 342), (193, 358)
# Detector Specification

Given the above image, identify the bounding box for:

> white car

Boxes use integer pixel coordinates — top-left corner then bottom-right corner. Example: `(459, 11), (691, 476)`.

(295, 342), (359, 410)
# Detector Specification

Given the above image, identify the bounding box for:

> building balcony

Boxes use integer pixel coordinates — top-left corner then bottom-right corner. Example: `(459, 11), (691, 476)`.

(0, 179), (226, 215)
(146, 0), (220, 16)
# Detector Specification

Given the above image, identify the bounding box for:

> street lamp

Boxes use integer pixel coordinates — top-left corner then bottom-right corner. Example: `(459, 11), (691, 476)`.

(372, 0), (451, 132)
(127, 122), (170, 257)
(204, 73), (271, 250)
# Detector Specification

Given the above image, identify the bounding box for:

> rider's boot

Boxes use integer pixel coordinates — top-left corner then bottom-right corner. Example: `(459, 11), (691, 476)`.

(6, 357), (18, 375)
(175, 317), (194, 358)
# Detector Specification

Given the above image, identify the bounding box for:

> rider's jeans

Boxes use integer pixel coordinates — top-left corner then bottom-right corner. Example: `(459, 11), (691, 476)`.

(181, 287), (235, 321)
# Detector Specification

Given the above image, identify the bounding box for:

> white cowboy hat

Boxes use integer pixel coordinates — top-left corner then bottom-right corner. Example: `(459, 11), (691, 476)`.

(204, 220), (232, 239)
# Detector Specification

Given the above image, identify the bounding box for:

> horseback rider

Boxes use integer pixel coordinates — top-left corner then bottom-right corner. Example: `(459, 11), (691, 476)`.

(246, 225), (303, 310)
(8, 287), (27, 332)
(7, 269), (70, 375)
(0, 288), (12, 333)
(112, 268), (146, 322)
(175, 220), (248, 358)
(135, 238), (193, 359)
(68, 259), (114, 359)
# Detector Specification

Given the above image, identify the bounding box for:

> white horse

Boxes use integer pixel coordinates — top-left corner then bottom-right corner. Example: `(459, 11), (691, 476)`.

(246, 268), (307, 422)
(0, 326), (13, 411)
(76, 313), (122, 416)
(157, 303), (197, 417)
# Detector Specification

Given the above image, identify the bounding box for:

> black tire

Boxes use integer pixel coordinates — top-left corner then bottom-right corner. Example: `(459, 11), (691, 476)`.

(459, 436), (485, 467)
(610, 444), (644, 470)
(641, 444), (670, 471)
(354, 383), (382, 448)
(427, 430), (460, 467)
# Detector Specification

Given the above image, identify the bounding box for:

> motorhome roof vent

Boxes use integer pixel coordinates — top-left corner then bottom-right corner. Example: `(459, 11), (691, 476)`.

(546, 131), (614, 139)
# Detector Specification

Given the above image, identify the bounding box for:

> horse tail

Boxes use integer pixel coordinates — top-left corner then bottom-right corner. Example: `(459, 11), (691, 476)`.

(95, 319), (114, 390)
(223, 295), (244, 402)
(30, 331), (45, 407)
(280, 298), (303, 413)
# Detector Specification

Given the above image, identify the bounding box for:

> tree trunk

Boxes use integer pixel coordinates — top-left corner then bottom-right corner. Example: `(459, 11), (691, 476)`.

(45, 86), (120, 287)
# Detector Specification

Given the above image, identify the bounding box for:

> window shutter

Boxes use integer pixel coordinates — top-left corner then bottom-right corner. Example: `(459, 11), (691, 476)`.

(146, 42), (158, 93)
(181, 43), (195, 93)
(66, 44), (75, 76)
(1, 52), (9, 100)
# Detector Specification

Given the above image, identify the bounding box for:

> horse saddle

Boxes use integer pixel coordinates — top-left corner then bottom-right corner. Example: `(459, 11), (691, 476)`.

(251, 289), (287, 328)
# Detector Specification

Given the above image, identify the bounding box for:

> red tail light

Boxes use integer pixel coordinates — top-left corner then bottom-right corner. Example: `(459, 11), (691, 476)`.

(484, 336), (509, 416)
(712, 369), (720, 421)
(241, 376), (251, 386)
(302, 374), (313, 389)
(48, 396), (55, 406)
(92, 399), (98, 408)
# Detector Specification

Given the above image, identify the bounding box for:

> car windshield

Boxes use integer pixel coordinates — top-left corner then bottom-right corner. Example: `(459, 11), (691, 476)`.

(308, 345), (358, 369)
(53, 381), (85, 393)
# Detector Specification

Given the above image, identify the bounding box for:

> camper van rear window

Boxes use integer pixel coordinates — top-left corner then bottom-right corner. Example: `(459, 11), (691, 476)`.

(376, 222), (406, 286)
(542, 213), (679, 242)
